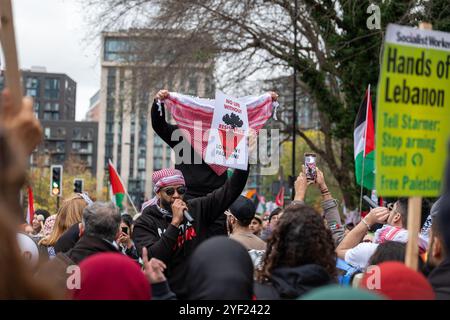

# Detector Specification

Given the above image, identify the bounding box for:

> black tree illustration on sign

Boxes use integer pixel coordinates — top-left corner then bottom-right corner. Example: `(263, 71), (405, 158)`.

(222, 113), (243, 128)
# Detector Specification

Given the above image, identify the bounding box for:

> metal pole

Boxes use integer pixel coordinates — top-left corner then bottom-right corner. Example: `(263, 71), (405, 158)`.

(292, 0), (298, 198)
(56, 196), (60, 212)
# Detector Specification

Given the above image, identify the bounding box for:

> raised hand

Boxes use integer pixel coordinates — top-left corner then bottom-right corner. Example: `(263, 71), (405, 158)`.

(171, 199), (187, 227)
(294, 165), (309, 202)
(269, 91), (279, 101)
(155, 89), (169, 100)
(142, 247), (167, 284)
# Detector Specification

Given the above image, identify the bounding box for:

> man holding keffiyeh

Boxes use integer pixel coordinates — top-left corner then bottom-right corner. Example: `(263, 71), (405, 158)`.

(145, 89), (278, 237)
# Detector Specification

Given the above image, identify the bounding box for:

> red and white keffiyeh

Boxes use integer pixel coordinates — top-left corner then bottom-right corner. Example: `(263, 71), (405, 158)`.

(152, 168), (186, 193)
(141, 168), (186, 212)
(163, 92), (275, 176)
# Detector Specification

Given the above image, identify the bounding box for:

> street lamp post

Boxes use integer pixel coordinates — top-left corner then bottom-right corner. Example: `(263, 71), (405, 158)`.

(292, 0), (298, 198)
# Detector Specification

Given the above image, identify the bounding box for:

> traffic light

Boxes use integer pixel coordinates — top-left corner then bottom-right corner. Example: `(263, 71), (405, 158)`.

(74, 178), (84, 193)
(50, 165), (63, 197)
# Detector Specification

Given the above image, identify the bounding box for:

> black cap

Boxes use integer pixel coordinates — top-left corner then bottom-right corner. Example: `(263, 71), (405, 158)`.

(229, 196), (256, 221)
(269, 207), (282, 222)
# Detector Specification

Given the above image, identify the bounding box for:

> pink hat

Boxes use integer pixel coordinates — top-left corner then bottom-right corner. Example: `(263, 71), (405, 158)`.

(152, 168), (185, 193)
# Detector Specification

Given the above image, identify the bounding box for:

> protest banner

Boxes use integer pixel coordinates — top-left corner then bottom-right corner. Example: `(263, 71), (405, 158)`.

(376, 23), (450, 197)
(0, 0), (23, 109)
(376, 22), (450, 270)
(205, 91), (249, 170)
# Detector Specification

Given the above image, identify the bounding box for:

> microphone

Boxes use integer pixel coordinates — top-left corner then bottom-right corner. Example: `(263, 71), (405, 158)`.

(363, 195), (378, 209)
(183, 209), (194, 223)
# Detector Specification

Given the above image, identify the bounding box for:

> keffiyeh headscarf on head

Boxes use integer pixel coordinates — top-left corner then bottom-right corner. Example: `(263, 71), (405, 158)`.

(141, 168), (186, 212)
(152, 168), (185, 193)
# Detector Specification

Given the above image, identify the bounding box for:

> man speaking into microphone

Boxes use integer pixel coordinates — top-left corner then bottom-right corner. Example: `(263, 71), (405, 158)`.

(133, 167), (249, 299)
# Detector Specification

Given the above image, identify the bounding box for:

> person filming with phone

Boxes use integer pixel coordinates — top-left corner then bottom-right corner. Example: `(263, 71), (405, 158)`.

(290, 154), (346, 247)
(118, 214), (139, 263)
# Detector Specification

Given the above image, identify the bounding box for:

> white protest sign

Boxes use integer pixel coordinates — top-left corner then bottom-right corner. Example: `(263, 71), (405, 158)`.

(205, 91), (249, 170)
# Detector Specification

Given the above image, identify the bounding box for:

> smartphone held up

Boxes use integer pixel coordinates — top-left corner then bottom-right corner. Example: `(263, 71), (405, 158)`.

(304, 153), (317, 182)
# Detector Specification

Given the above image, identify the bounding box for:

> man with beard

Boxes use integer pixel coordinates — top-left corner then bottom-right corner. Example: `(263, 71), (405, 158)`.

(132, 167), (249, 299)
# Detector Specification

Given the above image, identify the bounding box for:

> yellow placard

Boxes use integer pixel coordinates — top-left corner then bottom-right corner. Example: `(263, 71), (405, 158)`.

(376, 24), (450, 196)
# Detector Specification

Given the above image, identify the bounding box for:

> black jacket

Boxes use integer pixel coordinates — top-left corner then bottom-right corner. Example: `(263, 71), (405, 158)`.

(254, 264), (334, 300)
(132, 167), (249, 299)
(151, 100), (228, 197)
(54, 223), (80, 254)
(66, 234), (119, 265)
(428, 258), (450, 300)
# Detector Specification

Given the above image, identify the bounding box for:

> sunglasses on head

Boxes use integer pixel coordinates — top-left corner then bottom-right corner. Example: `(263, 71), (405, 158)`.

(161, 186), (187, 196)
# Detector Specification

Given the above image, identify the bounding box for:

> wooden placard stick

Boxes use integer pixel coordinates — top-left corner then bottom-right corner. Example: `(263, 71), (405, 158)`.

(0, 0), (22, 111)
(404, 22), (432, 271)
(405, 197), (422, 270)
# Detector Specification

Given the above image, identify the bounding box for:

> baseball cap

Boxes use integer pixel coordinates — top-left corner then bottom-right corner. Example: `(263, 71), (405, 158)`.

(228, 196), (256, 221)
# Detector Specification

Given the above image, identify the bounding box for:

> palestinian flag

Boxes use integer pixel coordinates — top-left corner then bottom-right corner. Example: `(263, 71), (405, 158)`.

(354, 85), (375, 190)
(108, 159), (125, 209)
(26, 186), (34, 224)
(275, 185), (285, 207)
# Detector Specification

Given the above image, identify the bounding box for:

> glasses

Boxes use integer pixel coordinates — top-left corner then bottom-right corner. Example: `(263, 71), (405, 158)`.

(387, 202), (398, 214)
(161, 186), (187, 196)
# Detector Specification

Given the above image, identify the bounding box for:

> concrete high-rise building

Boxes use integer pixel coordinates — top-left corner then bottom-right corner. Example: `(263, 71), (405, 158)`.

(97, 30), (215, 209)
(85, 90), (100, 122)
(0, 67), (99, 175)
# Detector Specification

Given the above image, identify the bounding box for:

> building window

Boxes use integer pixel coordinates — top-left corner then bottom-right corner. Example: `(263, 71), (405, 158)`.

(44, 78), (60, 99)
(57, 127), (66, 137)
(86, 142), (93, 153)
(25, 77), (40, 97)
(154, 135), (163, 147)
(56, 141), (65, 153)
(138, 158), (145, 170)
(85, 129), (94, 140)
(73, 127), (81, 139)
(188, 74), (198, 96)
(154, 145), (163, 157)
(104, 38), (131, 62)
(153, 158), (162, 171)
(43, 112), (52, 120)
(44, 127), (51, 138)
(72, 141), (81, 151)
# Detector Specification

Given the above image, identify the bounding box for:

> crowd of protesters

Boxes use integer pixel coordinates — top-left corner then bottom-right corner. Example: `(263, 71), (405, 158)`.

(1, 88), (450, 301)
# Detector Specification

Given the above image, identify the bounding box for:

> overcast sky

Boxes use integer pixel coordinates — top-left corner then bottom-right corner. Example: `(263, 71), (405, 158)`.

(12, 0), (100, 120)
